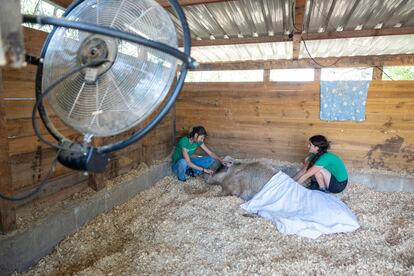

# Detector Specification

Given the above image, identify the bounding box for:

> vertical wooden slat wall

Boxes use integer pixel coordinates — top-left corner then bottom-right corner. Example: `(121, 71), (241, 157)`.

(0, 27), (175, 233)
(0, 69), (16, 233)
(176, 81), (414, 176)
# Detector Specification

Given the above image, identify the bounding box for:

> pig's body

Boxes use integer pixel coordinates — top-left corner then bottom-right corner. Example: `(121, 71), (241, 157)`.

(206, 161), (278, 201)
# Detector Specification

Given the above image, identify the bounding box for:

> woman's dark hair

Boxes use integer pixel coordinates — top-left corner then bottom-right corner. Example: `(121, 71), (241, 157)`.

(188, 126), (208, 138)
(307, 135), (330, 170)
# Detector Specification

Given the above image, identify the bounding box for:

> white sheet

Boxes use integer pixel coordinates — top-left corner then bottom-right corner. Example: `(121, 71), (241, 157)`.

(240, 172), (360, 239)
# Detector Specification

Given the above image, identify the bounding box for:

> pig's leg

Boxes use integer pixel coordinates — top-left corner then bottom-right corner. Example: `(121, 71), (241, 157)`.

(220, 174), (246, 198)
(218, 189), (232, 197)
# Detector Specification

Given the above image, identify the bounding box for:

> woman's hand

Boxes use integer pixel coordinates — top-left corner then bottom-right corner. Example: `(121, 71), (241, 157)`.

(203, 168), (214, 175)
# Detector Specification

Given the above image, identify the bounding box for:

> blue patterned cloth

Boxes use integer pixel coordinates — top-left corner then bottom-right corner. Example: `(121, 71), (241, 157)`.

(320, 81), (370, 121)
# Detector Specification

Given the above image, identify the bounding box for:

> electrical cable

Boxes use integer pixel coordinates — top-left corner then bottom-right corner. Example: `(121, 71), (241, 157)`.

(0, 149), (61, 201)
(290, 0), (344, 68)
(301, 37), (343, 68)
(374, 65), (394, 80)
(31, 59), (109, 152)
(298, 0), (394, 76)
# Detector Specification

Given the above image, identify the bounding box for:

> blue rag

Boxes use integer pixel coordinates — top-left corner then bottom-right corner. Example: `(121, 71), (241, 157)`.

(320, 81), (370, 121)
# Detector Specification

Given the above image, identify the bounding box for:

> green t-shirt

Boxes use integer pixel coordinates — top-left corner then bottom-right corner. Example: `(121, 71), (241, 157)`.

(307, 152), (348, 182)
(172, 136), (204, 164)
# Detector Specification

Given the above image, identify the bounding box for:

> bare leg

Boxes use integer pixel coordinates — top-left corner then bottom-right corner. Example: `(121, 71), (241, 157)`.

(314, 168), (332, 190)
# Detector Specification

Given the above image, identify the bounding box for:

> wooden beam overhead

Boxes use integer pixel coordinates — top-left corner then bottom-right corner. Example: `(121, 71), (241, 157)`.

(294, 0), (307, 32)
(186, 35), (291, 47)
(195, 54), (414, 70)
(292, 0), (306, 60)
(302, 26), (414, 40)
(50, 0), (71, 8)
(157, 0), (233, 8)
(183, 26), (414, 47)
(50, 0), (233, 8)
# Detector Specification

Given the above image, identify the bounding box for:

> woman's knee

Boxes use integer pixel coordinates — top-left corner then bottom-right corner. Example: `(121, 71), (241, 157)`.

(204, 156), (215, 166)
(176, 159), (188, 169)
(314, 171), (324, 180)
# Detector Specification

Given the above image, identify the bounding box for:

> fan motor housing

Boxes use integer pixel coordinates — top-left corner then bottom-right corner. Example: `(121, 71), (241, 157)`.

(77, 34), (117, 83)
(57, 141), (109, 172)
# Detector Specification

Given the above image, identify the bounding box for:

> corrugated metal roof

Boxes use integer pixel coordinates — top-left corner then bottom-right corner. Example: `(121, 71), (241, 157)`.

(169, 0), (414, 63)
(299, 34), (414, 58)
(169, 0), (294, 40)
(303, 0), (414, 33)
(187, 34), (414, 63)
(170, 0), (414, 39)
(187, 41), (292, 62)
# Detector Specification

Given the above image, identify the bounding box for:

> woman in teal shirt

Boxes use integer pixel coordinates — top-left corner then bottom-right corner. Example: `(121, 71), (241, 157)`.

(172, 126), (223, 182)
(293, 135), (348, 193)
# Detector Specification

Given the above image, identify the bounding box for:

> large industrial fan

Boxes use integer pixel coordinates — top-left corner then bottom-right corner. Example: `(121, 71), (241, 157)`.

(21, 0), (196, 173)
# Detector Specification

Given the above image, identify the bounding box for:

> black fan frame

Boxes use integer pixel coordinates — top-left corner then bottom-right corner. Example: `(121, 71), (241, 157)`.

(22, 0), (195, 172)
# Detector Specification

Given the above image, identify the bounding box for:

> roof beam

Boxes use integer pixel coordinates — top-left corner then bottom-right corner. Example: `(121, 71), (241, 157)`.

(182, 26), (414, 47)
(187, 35), (291, 47)
(292, 0), (306, 60)
(194, 54), (414, 70)
(301, 26), (414, 40)
(50, 0), (72, 8)
(51, 0), (233, 8)
(158, 0), (233, 8)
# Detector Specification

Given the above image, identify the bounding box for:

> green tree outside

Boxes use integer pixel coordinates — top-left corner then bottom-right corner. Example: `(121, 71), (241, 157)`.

(383, 66), (414, 80)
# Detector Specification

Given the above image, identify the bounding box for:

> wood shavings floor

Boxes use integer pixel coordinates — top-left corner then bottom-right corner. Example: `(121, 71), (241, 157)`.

(18, 174), (414, 275)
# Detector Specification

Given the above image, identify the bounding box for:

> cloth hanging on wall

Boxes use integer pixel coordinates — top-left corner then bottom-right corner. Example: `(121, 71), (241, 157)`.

(320, 81), (371, 121)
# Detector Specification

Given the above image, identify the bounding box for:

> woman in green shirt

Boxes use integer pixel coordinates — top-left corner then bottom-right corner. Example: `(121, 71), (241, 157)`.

(172, 126), (223, 182)
(293, 135), (348, 193)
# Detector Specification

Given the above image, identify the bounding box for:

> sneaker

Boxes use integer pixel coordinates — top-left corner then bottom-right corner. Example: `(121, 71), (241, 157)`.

(185, 168), (195, 177)
(177, 177), (186, 182)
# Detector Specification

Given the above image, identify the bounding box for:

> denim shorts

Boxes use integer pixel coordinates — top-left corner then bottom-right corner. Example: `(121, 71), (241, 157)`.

(308, 175), (348, 194)
(328, 175), (348, 193)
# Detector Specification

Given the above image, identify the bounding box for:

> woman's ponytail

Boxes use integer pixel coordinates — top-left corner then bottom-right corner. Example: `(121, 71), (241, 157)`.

(307, 135), (330, 170)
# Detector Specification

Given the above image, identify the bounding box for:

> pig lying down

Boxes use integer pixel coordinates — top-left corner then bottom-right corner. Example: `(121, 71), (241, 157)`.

(204, 158), (360, 239)
(206, 160), (278, 201)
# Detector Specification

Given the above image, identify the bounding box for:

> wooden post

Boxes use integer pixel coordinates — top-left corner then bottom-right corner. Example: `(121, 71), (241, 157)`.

(88, 137), (107, 191)
(88, 173), (107, 191)
(373, 66), (383, 80)
(314, 68), (321, 81)
(263, 69), (271, 82)
(292, 0), (306, 60)
(0, 70), (16, 234)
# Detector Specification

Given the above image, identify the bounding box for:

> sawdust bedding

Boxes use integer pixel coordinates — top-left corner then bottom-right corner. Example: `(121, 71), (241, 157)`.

(18, 166), (414, 275)
(15, 163), (151, 231)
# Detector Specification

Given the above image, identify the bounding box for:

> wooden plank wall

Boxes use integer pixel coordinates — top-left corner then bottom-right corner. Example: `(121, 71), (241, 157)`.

(2, 28), (82, 205)
(176, 81), (414, 176)
(0, 27), (174, 226)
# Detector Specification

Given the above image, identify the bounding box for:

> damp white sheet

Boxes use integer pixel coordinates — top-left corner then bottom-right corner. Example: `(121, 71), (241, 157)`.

(241, 172), (360, 239)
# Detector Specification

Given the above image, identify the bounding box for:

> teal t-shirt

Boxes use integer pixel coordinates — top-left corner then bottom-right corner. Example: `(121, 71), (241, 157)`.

(172, 136), (203, 164)
(307, 152), (348, 182)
